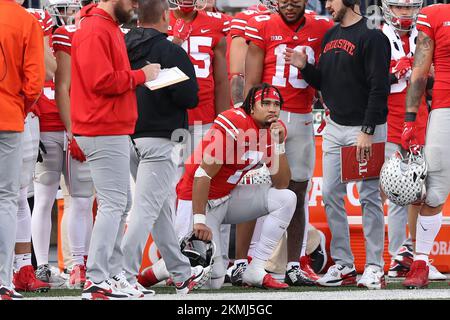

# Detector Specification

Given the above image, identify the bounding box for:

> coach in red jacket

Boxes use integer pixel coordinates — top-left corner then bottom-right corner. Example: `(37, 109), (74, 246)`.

(70, 0), (160, 300)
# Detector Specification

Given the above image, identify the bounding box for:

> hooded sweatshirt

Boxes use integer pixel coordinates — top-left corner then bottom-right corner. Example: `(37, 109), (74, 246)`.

(70, 5), (146, 136)
(126, 27), (198, 140)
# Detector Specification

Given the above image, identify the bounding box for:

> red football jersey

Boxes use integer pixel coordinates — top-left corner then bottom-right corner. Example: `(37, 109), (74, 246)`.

(27, 9), (65, 132)
(382, 24), (428, 145)
(245, 14), (333, 114)
(230, 9), (270, 39)
(177, 108), (284, 200)
(53, 24), (77, 56)
(168, 10), (229, 125)
(417, 4), (450, 110)
(26, 8), (53, 37)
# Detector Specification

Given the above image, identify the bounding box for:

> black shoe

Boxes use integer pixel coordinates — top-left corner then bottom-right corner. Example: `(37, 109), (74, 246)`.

(230, 261), (247, 287)
(285, 265), (316, 286)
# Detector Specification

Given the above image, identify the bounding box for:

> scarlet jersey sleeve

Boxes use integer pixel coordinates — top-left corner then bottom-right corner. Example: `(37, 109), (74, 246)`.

(27, 9), (54, 37)
(416, 6), (437, 40)
(52, 25), (76, 55)
(230, 10), (260, 39)
(245, 14), (270, 50)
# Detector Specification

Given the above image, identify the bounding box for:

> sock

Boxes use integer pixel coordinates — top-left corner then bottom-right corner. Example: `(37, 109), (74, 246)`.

(68, 197), (92, 266)
(300, 192), (310, 258)
(152, 259), (170, 281)
(249, 257), (265, 270)
(234, 259), (248, 266)
(15, 253), (32, 270)
(415, 213), (442, 256)
(16, 187), (32, 243)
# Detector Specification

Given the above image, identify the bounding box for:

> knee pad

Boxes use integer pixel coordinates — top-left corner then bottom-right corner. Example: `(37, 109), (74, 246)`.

(34, 170), (61, 186)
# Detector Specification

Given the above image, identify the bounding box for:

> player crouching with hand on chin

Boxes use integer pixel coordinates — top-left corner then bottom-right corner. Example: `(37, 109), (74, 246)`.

(174, 83), (296, 290)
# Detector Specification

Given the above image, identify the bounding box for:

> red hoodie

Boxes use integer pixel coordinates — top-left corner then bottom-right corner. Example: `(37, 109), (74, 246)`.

(70, 5), (145, 136)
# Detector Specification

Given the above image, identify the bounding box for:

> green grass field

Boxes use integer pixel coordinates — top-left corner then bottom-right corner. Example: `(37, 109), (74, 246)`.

(21, 281), (450, 298)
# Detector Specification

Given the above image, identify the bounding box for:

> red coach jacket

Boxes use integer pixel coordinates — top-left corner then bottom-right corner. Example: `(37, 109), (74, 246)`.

(70, 5), (145, 136)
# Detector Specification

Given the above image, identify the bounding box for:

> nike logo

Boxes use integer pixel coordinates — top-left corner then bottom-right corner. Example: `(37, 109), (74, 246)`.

(266, 144), (273, 148)
(178, 25), (184, 33)
(201, 29), (210, 33)
(419, 223), (428, 232)
(305, 121), (312, 125)
(308, 37), (318, 42)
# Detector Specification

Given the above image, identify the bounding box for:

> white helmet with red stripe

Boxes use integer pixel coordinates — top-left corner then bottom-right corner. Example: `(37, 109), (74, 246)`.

(44, 0), (81, 26)
(381, 0), (423, 31)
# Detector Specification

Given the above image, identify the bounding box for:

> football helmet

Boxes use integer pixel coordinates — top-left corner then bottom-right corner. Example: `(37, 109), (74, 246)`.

(259, 0), (278, 13)
(179, 232), (216, 269)
(169, 0), (207, 12)
(44, 0), (81, 26)
(380, 150), (427, 207)
(381, 0), (423, 32)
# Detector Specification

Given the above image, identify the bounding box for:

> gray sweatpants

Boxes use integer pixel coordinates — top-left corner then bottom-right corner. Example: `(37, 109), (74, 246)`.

(322, 118), (387, 269)
(385, 142), (408, 257)
(0, 132), (23, 287)
(77, 135), (132, 283)
(123, 137), (191, 284)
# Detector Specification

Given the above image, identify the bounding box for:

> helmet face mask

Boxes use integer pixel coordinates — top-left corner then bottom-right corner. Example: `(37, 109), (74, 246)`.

(179, 232), (216, 269)
(380, 150), (427, 207)
(45, 0), (81, 26)
(169, 0), (207, 13)
(381, 0), (423, 32)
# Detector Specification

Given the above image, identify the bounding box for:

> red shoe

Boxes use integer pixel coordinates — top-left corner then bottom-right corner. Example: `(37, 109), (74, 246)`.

(403, 260), (429, 289)
(13, 265), (50, 292)
(300, 256), (320, 281)
(138, 266), (160, 287)
(69, 264), (86, 289)
(262, 274), (289, 289)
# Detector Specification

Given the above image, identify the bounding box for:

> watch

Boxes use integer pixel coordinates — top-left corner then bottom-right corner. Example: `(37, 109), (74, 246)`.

(361, 125), (375, 135)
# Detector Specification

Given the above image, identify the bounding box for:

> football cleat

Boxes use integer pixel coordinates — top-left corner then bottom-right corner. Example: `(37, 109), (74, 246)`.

(110, 272), (144, 299)
(357, 265), (386, 290)
(300, 256), (320, 281)
(68, 264), (86, 289)
(243, 263), (288, 289)
(308, 229), (328, 274)
(394, 244), (414, 268)
(175, 265), (211, 294)
(403, 260), (429, 289)
(428, 261), (447, 281)
(13, 265), (50, 292)
(229, 260), (248, 287)
(35, 264), (67, 288)
(285, 264), (316, 286)
(388, 259), (409, 278)
(138, 266), (160, 287)
(0, 285), (23, 300)
(135, 282), (155, 296)
(81, 279), (130, 300)
(317, 264), (357, 287)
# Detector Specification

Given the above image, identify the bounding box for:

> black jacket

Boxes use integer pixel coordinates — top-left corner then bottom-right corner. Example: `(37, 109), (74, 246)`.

(126, 27), (199, 139)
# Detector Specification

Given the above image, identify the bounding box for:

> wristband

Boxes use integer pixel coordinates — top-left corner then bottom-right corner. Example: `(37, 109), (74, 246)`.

(274, 142), (286, 155)
(193, 214), (206, 225)
(361, 125), (375, 135)
(405, 112), (417, 122)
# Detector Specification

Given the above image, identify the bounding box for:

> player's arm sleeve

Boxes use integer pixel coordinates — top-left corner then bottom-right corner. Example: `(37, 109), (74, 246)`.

(165, 45), (199, 110)
(75, 33), (145, 96)
(362, 31), (391, 127)
(22, 19), (45, 104)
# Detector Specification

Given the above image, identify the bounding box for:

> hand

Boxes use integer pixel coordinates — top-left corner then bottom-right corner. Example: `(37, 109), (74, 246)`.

(174, 18), (193, 42)
(391, 57), (413, 80)
(141, 63), (160, 81)
(68, 136), (86, 162)
(193, 222), (213, 241)
(401, 121), (418, 152)
(356, 132), (373, 162)
(284, 47), (308, 70)
(270, 121), (286, 144)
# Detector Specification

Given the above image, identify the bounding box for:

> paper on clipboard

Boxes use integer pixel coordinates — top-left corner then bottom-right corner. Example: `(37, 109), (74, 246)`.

(144, 67), (189, 91)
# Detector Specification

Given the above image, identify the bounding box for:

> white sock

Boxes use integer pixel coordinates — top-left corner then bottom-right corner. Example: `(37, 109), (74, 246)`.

(15, 253), (32, 270)
(247, 216), (265, 258)
(31, 181), (60, 266)
(248, 257), (265, 270)
(300, 191), (310, 258)
(16, 187), (32, 243)
(253, 189), (294, 262)
(415, 213), (442, 256)
(152, 258), (170, 281)
(68, 197), (92, 265)
(287, 261), (300, 270)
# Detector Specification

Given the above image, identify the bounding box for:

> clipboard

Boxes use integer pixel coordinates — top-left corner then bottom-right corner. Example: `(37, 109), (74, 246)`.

(340, 142), (385, 182)
(144, 67), (189, 91)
